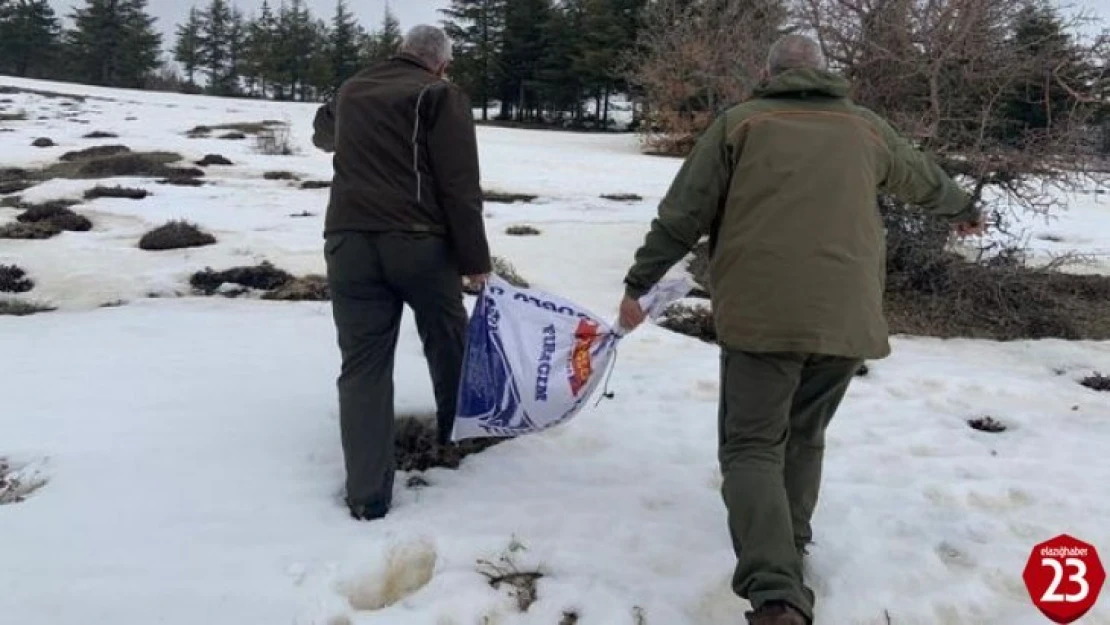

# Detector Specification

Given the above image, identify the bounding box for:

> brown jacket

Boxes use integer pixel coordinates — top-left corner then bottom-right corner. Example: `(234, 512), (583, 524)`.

(312, 53), (491, 275)
(625, 68), (977, 359)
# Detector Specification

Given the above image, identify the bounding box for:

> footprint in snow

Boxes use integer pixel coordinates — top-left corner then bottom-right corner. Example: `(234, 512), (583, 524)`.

(966, 488), (1033, 511)
(336, 536), (438, 612)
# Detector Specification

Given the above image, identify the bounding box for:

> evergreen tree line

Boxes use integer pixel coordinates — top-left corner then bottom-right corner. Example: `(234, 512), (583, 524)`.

(440, 0), (646, 128)
(0, 0), (1103, 141)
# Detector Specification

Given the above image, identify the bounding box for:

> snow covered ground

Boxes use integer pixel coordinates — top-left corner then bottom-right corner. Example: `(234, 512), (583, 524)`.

(2, 76), (1109, 625)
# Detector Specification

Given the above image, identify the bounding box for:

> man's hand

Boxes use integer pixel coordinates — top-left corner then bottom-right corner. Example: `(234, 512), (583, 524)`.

(464, 273), (489, 289)
(954, 218), (986, 238)
(619, 295), (646, 332)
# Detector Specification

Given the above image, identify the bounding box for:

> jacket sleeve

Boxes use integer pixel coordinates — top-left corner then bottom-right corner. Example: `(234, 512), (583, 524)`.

(426, 83), (491, 276)
(624, 115), (731, 299)
(871, 113), (979, 222)
(312, 100), (336, 153)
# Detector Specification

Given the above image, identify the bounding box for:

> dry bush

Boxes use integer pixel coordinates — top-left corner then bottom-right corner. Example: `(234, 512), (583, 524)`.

(484, 191), (537, 204)
(196, 154), (233, 166)
(0, 180), (35, 195)
(968, 416), (1007, 433)
(0, 221), (61, 239)
(476, 540), (543, 613)
(261, 275), (329, 301)
(0, 459), (49, 504)
(23, 207), (91, 232)
(629, 0), (788, 155)
(254, 124), (295, 156)
(264, 171), (299, 181)
(300, 180), (331, 189)
(505, 225), (541, 236)
(31, 137), (55, 148)
(139, 220), (217, 251)
(47, 151), (199, 180)
(82, 131), (118, 139)
(186, 120), (284, 138)
(290, 210), (315, 217)
(0, 298), (55, 315)
(1081, 372), (1110, 391)
(85, 185), (149, 200)
(601, 193), (644, 202)
(0, 111), (27, 122)
(463, 256), (530, 295)
(157, 177), (206, 187)
(190, 261), (294, 295)
(0, 265), (33, 293)
(394, 415), (504, 472)
(219, 131), (247, 140)
(59, 144), (130, 162)
(657, 301), (716, 342)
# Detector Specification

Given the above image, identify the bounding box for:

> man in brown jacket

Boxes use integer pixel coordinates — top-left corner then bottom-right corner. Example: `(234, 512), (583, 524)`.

(312, 25), (491, 522)
(617, 36), (983, 624)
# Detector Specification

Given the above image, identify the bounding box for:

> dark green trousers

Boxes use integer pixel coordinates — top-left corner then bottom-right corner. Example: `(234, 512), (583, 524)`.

(718, 350), (863, 623)
(324, 231), (468, 509)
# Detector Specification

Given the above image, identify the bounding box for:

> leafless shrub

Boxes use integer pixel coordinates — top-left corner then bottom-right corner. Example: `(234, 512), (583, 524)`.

(261, 275), (329, 301)
(0, 221), (61, 239)
(394, 414), (504, 472)
(84, 185), (149, 200)
(484, 191), (537, 204)
(0, 265), (33, 293)
(1081, 372), (1110, 391)
(196, 154), (233, 166)
(59, 144), (131, 162)
(31, 137), (55, 148)
(0, 298), (55, 315)
(463, 256), (530, 295)
(254, 124), (295, 156)
(263, 171), (299, 181)
(139, 220), (217, 251)
(476, 539), (544, 612)
(82, 131), (118, 139)
(601, 193), (644, 202)
(628, 0), (789, 155)
(657, 301), (716, 342)
(300, 180), (331, 189)
(186, 120), (284, 138)
(190, 261), (293, 295)
(17, 203), (92, 232)
(505, 225), (541, 236)
(968, 416), (1007, 433)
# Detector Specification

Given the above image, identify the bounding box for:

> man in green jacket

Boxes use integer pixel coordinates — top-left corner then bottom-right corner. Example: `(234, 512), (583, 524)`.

(618, 35), (983, 625)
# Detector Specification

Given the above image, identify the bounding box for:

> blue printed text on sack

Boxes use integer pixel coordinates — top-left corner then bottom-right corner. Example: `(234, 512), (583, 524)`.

(535, 324), (557, 401)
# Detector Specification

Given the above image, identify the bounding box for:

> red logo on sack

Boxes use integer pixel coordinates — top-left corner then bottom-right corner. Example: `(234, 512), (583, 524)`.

(568, 318), (600, 396)
(1023, 534), (1105, 623)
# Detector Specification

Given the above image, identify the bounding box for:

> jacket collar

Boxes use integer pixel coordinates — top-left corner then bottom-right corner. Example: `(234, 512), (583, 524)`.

(752, 68), (852, 100)
(392, 52), (437, 75)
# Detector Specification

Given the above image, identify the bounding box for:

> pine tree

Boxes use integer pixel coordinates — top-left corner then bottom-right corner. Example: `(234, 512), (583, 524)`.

(243, 1), (277, 97)
(500, 0), (552, 121)
(65, 0), (163, 88)
(329, 0), (363, 88)
(440, 0), (506, 121)
(173, 7), (203, 86)
(307, 18), (335, 98)
(365, 4), (402, 65)
(198, 0), (235, 95)
(0, 0), (62, 77)
(227, 7), (246, 92)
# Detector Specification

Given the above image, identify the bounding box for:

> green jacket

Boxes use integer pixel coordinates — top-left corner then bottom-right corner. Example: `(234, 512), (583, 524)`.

(624, 68), (977, 359)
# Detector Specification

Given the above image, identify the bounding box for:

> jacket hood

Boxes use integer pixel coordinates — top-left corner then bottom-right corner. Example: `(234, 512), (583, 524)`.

(753, 68), (852, 99)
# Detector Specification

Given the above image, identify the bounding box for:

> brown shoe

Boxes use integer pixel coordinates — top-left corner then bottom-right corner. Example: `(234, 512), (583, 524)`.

(744, 601), (809, 625)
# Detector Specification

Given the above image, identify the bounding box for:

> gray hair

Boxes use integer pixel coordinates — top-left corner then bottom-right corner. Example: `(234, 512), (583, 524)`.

(767, 34), (826, 75)
(400, 25), (453, 69)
